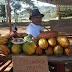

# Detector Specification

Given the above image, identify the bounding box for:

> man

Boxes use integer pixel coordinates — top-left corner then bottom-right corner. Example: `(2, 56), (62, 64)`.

(14, 22), (17, 31)
(25, 9), (44, 38)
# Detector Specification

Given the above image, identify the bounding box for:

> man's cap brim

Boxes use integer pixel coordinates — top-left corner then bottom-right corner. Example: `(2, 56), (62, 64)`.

(29, 14), (44, 20)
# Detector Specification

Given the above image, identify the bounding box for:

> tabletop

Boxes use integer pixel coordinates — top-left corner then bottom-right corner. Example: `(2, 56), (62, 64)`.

(0, 44), (72, 64)
(0, 52), (72, 64)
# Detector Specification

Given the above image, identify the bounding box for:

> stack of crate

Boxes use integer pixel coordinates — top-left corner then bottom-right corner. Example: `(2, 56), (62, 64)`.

(0, 55), (13, 72)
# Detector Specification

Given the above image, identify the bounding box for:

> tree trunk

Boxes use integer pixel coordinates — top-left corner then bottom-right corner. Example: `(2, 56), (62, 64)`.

(8, 0), (12, 32)
(5, 1), (8, 23)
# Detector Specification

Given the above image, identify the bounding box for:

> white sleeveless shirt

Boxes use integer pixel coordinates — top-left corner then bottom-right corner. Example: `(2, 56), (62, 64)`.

(25, 23), (44, 38)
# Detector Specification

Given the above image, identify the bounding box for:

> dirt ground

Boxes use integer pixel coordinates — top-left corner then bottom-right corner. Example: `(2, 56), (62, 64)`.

(0, 22), (72, 72)
(0, 22), (50, 36)
(0, 22), (30, 35)
(0, 26), (28, 36)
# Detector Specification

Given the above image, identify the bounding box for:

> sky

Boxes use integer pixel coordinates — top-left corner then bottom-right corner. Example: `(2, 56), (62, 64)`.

(21, 0), (56, 8)
(10, 0), (56, 13)
(31, 0), (56, 7)
(20, 0), (56, 12)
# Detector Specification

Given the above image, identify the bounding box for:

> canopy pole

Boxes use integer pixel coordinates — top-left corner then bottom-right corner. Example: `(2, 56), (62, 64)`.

(8, 0), (12, 32)
(56, 5), (61, 20)
(58, 5), (61, 20)
(29, 1), (31, 23)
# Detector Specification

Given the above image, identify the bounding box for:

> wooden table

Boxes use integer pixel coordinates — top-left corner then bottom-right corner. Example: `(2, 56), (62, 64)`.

(0, 53), (72, 72)
(0, 45), (72, 72)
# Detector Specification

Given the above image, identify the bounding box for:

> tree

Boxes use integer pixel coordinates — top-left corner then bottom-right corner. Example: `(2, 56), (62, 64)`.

(10, 0), (22, 22)
(21, 0), (38, 15)
(0, 4), (6, 17)
(10, 0), (21, 13)
(22, 0), (37, 9)
(10, 0), (37, 22)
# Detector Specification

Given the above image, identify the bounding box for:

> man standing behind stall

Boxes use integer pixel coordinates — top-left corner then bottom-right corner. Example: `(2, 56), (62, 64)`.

(25, 9), (44, 38)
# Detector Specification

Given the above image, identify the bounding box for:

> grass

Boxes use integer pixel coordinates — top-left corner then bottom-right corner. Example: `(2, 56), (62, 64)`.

(0, 16), (72, 23)
(61, 16), (72, 19)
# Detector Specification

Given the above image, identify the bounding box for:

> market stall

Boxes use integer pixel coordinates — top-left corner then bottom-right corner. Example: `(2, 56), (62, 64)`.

(0, 0), (72, 72)
(0, 31), (72, 72)
(37, 0), (72, 5)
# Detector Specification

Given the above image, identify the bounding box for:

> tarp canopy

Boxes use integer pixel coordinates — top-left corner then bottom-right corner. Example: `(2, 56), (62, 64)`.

(37, 0), (72, 5)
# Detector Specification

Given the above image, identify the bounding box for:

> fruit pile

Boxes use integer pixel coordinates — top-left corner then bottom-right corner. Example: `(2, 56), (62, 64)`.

(36, 37), (71, 56)
(0, 31), (28, 55)
(36, 31), (72, 56)
(24, 34), (38, 43)
(0, 31), (71, 57)
(0, 36), (10, 55)
(0, 32), (37, 55)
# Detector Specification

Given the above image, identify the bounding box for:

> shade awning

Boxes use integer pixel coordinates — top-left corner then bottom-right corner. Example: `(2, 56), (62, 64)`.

(37, 0), (72, 5)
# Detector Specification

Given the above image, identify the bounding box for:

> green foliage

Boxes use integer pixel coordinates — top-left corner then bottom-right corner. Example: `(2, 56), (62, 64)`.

(10, 0), (21, 13)
(19, 6), (56, 20)
(24, 7), (32, 13)
(39, 6), (56, 20)
(10, 0), (22, 22)
(0, 5), (6, 17)
(22, 0), (30, 3)
(7, 41), (13, 48)
(10, 0), (37, 22)
(21, 0), (37, 9)
(60, 6), (72, 17)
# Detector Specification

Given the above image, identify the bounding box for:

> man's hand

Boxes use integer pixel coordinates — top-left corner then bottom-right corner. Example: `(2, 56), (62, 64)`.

(39, 30), (44, 33)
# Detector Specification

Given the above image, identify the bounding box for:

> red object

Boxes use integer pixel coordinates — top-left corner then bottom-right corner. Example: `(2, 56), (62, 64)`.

(10, 32), (14, 36)
(37, 31), (58, 39)
(32, 37), (35, 41)
(2, 20), (3, 23)
(14, 40), (18, 42)
(10, 30), (18, 37)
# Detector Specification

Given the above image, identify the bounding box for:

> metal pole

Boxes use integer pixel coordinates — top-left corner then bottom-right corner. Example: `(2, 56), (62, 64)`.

(8, 0), (12, 32)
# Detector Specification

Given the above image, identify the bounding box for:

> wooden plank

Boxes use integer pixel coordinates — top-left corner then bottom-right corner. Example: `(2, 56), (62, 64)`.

(50, 19), (72, 35)
(51, 27), (72, 34)
(4, 62), (13, 72)
(50, 19), (72, 27)
(0, 61), (8, 67)
(0, 55), (12, 61)
(0, 60), (12, 72)
(56, 64), (65, 72)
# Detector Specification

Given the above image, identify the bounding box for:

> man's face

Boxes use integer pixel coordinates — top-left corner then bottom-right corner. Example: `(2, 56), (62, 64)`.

(31, 15), (42, 25)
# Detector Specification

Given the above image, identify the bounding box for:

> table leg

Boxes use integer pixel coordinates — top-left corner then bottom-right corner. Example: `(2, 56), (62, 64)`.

(56, 64), (65, 72)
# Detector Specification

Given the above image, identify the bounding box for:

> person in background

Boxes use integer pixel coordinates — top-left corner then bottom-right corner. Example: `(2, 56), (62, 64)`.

(1, 16), (4, 23)
(3, 18), (5, 23)
(2, 20), (3, 23)
(25, 9), (44, 38)
(14, 22), (17, 31)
